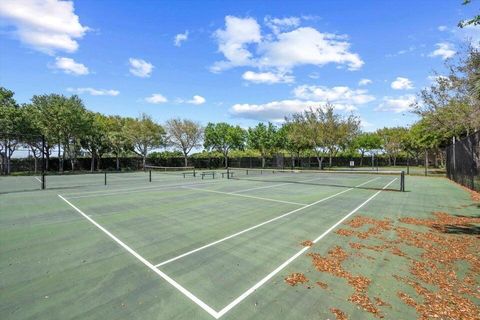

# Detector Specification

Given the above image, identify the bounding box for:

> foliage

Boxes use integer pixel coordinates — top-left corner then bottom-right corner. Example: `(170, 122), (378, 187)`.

(285, 104), (360, 168)
(247, 122), (280, 167)
(165, 118), (203, 166)
(203, 122), (246, 167)
(458, 0), (480, 28)
(352, 132), (382, 165)
(377, 127), (409, 166)
(125, 113), (166, 168)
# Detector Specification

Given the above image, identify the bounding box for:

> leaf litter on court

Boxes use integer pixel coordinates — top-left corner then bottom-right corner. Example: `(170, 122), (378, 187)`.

(285, 210), (480, 320)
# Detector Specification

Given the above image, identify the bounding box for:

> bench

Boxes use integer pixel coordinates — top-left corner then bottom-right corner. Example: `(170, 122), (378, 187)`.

(201, 171), (215, 179)
(221, 171), (234, 179)
(182, 171), (196, 178)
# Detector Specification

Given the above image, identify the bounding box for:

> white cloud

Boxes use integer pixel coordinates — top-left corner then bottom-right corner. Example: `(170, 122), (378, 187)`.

(429, 42), (456, 60)
(53, 57), (89, 75)
(211, 16), (262, 72)
(67, 87), (119, 96)
(129, 58), (154, 77)
(375, 95), (416, 113)
(391, 77), (414, 90)
(293, 85), (375, 105)
(438, 25), (448, 32)
(231, 84), (375, 121)
(187, 95), (206, 105)
(358, 78), (372, 86)
(242, 71), (294, 84)
(258, 27), (364, 71)
(211, 16), (363, 73)
(145, 93), (168, 104)
(174, 30), (188, 47)
(264, 16), (300, 34)
(0, 0), (89, 54)
(231, 99), (357, 122)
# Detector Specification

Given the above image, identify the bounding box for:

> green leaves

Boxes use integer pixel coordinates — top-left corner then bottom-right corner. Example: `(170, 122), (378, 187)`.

(165, 119), (203, 165)
(204, 122), (246, 166)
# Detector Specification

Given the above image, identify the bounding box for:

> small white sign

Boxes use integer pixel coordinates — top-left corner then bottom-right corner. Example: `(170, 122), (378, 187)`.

(349, 161), (355, 167)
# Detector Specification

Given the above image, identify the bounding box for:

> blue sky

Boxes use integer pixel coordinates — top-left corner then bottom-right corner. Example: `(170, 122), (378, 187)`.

(0, 0), (478, 131)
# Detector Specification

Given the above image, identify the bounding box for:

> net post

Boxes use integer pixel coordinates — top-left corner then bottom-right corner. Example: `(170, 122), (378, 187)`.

(104, 172), (107, 185)
(400, 171), (405, 192)
(149, 170), (152, 182)
(226, 167), (230, 179)
(193, 168), (196, 177)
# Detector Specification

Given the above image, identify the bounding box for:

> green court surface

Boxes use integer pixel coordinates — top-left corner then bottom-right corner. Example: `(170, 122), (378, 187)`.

(1, 169), (478, 319)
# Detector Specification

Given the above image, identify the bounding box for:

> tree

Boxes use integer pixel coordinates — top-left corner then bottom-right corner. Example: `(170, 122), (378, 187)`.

(285, 108), (326, 168)
(203, 122), (246, 168)
(0, 87), (24, 174)
(29, 94), (90, 172)
(377, 127), (409, 166)
(352, 132), (382, 166)
(105, 116), (132, 171)
(286, 104), (360, 168)
(413, 46), (480, 142)
(21, 104), (45, 173)
(165, 119), (203, 167)
(320, 105), (360, 167)
(458, 0), (480, 28)
(278, 123), (311, 168)
(125, 113), (165, 169)
(247, 122), (279, 168)
(81, 112), (111, 172)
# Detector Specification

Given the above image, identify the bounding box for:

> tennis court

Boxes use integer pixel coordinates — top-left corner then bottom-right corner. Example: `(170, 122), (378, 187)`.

(1, 168), (479, 319)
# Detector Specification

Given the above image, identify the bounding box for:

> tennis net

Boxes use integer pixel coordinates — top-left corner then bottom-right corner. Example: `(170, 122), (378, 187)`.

(145, 165), (196, 179)
(226, 168), (405, 191)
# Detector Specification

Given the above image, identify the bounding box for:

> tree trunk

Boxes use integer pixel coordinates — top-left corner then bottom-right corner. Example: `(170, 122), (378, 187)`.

(393, 156), (397, 166)
(360, 151), (364, 166)
(224, 153), (228, 168)
(315, 153), (324, 169)
(91, 154), (95, 172)
(97, 156), (101, 171)
(6, 149), (12, 175)
(58, 142), (63, 172)
(329, 155), (333, 168)
(142, 155), (146, 170)
(184, 154), (188, 167)
(116, 155), (120, 171)
(45, 148), (50, 171)
(261, 156), (265, 168)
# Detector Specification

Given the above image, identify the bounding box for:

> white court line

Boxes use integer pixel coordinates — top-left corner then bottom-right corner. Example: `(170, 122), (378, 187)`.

(34, 176), (42, 183)
(182, 186), (308, 206)
(154, 177), (379, 268)
(57, 194), (220, 319)
(215, 177), (398, 318)
(64, 179), (228, 199)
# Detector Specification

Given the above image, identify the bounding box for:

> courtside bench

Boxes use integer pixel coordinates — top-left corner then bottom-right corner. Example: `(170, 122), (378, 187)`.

(201, 171), (215, 179)
(221, 171), (234, 178)
(183, 171), (196, 178)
